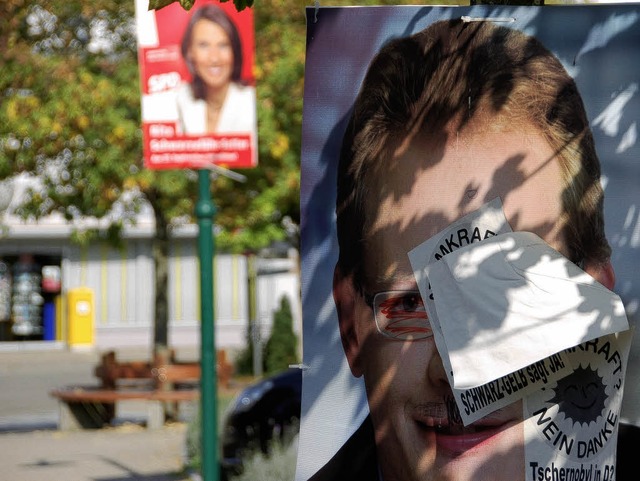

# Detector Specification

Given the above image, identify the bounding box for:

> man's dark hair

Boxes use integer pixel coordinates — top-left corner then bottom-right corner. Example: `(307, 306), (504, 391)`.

(335, 19), (610, 292)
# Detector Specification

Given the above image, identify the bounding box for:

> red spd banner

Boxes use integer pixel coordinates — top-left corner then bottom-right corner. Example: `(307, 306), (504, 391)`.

(135, 0), (256, 169)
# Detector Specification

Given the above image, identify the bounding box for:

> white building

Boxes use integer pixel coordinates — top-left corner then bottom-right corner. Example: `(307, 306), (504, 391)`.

(0, 175), (301, 354)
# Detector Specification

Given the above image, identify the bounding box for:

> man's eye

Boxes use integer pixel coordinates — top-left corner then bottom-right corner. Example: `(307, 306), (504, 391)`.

(378, 292), (426, 318)
(374, 291), (431, 340)
(401, 293), (424, 312)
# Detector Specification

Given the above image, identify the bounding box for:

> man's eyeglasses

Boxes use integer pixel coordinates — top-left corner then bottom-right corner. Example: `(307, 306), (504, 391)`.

(363, 290), (433, 340)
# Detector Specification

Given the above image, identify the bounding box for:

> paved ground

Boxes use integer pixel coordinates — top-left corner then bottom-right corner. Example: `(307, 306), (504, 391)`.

(0, 344), (200, 481)
(0, 423), (190, 481)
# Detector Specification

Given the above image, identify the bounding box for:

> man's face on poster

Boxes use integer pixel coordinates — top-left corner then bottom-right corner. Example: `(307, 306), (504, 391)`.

(336, 116), (571, 481)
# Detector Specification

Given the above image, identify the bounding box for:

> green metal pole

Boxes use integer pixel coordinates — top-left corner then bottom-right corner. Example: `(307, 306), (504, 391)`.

(196, 169), (218, 481)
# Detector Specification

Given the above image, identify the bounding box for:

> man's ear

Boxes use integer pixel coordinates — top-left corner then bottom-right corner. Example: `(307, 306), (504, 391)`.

(333, 265), (364, 378)
(584, 259), (616, 291)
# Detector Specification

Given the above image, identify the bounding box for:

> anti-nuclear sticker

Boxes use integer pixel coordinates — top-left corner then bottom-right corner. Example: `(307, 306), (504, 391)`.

(453, 351), (572, 426)
(524, 330), (632, 481)
(408, 199), (628, 425)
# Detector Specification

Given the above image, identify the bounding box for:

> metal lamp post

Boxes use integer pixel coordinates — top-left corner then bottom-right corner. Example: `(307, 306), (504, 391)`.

(196, 168), (218, 481)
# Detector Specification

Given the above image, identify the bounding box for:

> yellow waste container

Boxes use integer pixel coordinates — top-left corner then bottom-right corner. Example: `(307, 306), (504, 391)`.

(67, 287), (94, 347)
(55, 294), (65, 342)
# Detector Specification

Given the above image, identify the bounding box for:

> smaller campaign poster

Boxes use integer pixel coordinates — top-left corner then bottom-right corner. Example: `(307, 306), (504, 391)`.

(135, 0), (257, 170)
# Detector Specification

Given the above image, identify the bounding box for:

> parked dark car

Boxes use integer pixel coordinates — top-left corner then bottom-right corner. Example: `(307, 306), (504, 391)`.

(221, 368), (302, 479)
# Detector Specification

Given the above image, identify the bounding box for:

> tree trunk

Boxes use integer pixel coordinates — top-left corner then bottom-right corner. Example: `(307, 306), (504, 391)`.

(151, 198), (170, 355)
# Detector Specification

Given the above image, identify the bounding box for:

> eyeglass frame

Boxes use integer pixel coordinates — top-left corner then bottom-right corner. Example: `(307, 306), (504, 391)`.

(362, 289), (433, 341)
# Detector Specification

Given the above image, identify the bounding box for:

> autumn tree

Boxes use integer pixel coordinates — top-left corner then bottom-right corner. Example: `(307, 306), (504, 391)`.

(0, 0), (302, 354)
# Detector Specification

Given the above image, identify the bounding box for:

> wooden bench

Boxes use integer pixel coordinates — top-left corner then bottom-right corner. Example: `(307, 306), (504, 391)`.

(93, 350), (234, 389)
(50, 349), (233, 430)
(50, 385), (199, 430)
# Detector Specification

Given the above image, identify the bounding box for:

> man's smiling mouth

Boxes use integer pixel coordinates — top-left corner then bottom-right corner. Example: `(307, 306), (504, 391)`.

(412, 401), (518, 455)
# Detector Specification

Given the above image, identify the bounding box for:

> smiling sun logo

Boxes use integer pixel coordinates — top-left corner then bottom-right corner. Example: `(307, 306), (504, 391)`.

(548, 365), (607, 427)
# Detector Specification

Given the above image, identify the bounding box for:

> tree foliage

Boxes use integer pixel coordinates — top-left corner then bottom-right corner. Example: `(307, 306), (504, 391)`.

(0, 0), (307, 257)
(0, 0), (189, 351)
(0, 1), (195, 239)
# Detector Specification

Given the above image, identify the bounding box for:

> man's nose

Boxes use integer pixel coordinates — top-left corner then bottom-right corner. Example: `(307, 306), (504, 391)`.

(427, 348), (452, 391)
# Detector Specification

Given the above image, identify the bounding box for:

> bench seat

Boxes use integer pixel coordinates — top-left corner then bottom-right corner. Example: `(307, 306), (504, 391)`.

(50, 385), (199, 430)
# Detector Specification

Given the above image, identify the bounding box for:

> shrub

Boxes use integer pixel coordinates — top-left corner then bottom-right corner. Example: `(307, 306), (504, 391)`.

(264, 296), (298, 375)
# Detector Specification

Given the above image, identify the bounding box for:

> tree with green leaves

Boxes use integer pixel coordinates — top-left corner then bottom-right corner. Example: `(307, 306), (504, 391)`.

(1, 0), (309, 255)
(1, 1), (198, 354)
(0, 0), (302, 353)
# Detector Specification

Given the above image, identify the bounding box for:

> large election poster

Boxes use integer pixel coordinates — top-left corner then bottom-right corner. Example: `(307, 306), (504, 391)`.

(135, 0), (256, 169)
(298, 5), (640, 481)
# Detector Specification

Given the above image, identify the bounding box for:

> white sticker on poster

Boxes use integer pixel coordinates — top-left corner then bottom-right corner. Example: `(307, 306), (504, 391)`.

(454, 352), (572, 426)
(425, 231), (629, 391)
(409, 197), (512, 381)
(409, 199), (626, 425)
(524, 330), (632, 481)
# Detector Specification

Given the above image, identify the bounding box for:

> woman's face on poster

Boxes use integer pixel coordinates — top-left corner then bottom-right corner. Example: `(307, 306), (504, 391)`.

(188, 18), (234, 91)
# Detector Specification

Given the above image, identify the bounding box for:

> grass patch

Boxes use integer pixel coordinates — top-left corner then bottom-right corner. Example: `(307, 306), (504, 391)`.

(184, 384), (298, 481)
(231, 436), (298, 481)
